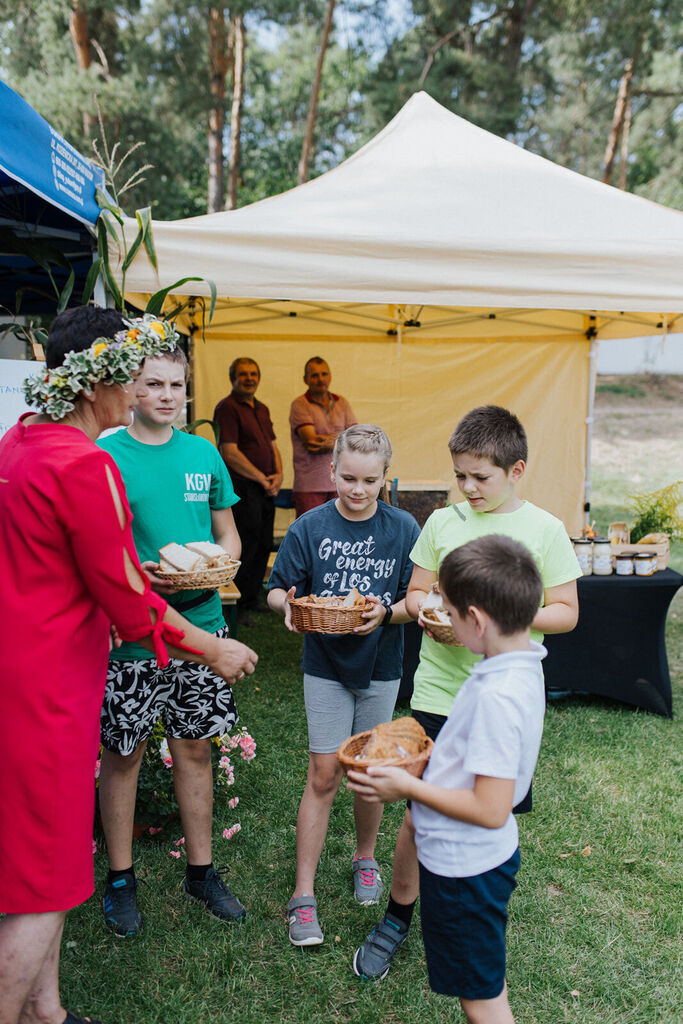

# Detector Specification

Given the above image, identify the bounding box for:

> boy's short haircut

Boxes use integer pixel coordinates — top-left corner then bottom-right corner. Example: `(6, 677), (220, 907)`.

(157, 344), (189, 382)
(229, 356), (260, 383)
(46, 306), (127, 369)
(448, 405), (528, 470)
(439, 535), (542, 636)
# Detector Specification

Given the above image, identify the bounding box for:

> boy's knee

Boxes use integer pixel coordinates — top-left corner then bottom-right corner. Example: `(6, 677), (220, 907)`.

(308, 764), (342, 798)
(168, 736), (212, 768)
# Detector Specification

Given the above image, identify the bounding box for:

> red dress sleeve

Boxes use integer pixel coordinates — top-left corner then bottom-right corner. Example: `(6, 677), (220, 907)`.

(58, 447), (203, 667)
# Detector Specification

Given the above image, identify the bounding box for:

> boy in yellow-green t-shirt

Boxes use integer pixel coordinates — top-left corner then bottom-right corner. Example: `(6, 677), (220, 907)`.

(352, 404), (581, 983)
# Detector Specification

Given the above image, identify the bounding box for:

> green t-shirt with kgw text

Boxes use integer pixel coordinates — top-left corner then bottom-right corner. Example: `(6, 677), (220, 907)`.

(98, 427), (238, 660)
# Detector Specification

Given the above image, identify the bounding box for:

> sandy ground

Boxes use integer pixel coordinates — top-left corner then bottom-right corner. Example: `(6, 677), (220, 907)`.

(591, 375), (683, 495)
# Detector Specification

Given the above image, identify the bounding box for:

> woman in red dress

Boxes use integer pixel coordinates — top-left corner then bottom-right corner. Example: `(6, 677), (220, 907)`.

(0, 307), (257, 1024)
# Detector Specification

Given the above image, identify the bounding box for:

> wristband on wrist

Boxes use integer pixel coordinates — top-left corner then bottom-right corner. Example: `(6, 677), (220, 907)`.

(381, 605), (393, 627)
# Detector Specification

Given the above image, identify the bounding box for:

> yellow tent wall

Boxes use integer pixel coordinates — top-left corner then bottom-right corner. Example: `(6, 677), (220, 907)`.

(190, 323), (590, 534)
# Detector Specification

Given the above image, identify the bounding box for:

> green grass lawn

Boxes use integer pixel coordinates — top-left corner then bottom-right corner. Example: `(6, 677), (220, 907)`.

(61, 540), (682, 1024)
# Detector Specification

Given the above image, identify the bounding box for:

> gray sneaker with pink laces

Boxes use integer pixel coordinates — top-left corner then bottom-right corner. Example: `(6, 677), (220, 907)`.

(352, 857), (384, 905)
(287, 894), (324, 946)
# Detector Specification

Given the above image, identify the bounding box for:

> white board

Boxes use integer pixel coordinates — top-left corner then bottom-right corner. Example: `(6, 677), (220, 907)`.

(0, 358), (42, 438)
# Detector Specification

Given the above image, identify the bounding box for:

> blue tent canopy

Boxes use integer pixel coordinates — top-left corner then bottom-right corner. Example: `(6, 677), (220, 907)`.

(0, 81), (104, 313)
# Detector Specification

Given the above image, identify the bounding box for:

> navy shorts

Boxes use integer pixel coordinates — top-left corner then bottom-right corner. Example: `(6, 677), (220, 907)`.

(419, 848), (521, 1001)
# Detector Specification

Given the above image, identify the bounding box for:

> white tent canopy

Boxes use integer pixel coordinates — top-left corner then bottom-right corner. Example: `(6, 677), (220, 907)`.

(123, 93), (683, 532)
(126, 91), (683, 331)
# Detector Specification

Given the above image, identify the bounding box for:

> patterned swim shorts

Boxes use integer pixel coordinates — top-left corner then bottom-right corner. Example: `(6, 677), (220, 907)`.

(100, 626), (239, 756)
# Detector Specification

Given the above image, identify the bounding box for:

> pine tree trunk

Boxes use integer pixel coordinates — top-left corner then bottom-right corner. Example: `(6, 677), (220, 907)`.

(503, 0), (538, 75)
(618, 96), (632, 190)
(602, 40), (642, 185)
(69, 1), (94, 136)
(225, 13), (245, 211)
(207, 7), (229, 214)
(298, 0), (336, 185)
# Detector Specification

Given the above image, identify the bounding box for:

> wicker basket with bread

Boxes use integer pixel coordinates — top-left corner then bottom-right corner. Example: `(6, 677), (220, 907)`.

(155, 541), (241, 590)
(289, 587), (372, 634)
(337, 717), (433, 778)
(418, 584), (463, 646)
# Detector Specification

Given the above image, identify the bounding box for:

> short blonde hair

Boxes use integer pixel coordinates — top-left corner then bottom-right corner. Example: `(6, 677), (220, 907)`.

(332, 424), (392, 471)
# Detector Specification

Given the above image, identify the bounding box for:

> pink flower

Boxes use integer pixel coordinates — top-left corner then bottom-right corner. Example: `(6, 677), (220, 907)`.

(169, 850), (181, 859)
(219, 756), (232, 769)
(174, 837), (185, 846)
(92, 838), (98, 855)
(148, 826), (162, 835)
(226, 729), (256, 762)
(238, 733), (256, 762)
(222, 823), (241, 840)
(163, 756), (173, 768)
(228, 796), (239, 809)
(94, 759), (101, 780)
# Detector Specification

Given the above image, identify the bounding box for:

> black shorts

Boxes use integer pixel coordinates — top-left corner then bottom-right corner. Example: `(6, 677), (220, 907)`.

(101, 626), (238, 756)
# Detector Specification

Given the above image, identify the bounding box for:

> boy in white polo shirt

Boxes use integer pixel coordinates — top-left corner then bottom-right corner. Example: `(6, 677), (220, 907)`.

(349, 534), (547, 1024)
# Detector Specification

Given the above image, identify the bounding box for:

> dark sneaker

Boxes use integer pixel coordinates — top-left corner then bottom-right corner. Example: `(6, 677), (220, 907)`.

(184, 866), (246, 922)
(287, 895), (324, 946)
(352, 912), (409, 980)
(103, 874), (142, 937)
(352, 857), (384, 905)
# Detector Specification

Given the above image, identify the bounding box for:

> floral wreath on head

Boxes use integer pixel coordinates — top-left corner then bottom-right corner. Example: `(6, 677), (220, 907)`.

(22, 314), (181, 421)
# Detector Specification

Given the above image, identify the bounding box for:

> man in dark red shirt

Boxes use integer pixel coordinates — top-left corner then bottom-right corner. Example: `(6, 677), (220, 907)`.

(214, 358), (283, 623)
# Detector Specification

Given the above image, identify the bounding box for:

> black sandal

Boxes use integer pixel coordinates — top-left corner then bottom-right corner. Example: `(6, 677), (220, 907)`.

(63, 1013), (104, 1024)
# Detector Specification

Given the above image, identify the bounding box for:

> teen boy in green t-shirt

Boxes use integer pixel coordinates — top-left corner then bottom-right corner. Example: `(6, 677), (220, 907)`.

(353, 405), (581, 981)
(98, 347), (247, 937)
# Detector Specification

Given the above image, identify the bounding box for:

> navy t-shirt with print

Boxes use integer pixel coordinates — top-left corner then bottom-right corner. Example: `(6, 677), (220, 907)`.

(268, 500), (420, 688)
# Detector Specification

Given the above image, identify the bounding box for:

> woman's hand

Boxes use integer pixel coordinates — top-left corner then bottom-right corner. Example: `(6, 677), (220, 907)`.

(141, 560), (179, 595)
(347, 765), (414, 803)
(209, 638), (258, 685)
(355, 595), (389, 635)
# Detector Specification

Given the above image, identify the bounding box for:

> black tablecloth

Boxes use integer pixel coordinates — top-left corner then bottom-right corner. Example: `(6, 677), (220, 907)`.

(544, 569), (682, 717)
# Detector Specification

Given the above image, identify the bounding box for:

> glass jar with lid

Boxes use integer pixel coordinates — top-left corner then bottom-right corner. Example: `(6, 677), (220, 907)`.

(615, 553), (634, 576)
(572, 538), (593, 576)
(634, 551), (657, 577)
(592, 538), (612, 575)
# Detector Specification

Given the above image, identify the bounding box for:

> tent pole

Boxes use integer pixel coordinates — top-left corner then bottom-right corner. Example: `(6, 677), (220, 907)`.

(584, 336), (598, 531)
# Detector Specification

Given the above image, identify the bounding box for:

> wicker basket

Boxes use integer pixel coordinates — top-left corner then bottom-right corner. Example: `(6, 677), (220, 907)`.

(337, 729), (434, 778)
(289, 596), (371, 634)
(418, 608), (463, 646)
(156, 559), (240, 591)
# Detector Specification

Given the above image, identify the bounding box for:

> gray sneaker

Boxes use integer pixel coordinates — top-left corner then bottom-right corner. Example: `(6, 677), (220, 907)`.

(352, 857), (384, 905)
(287, 895), (324, 946)
(352, 912), (409, 979)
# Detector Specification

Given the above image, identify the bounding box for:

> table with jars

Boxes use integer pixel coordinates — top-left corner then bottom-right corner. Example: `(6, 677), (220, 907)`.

(543, 535), (681, 717)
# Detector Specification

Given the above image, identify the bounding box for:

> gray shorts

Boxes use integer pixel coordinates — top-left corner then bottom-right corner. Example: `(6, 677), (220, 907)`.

(101, 626), (238, 756)
(303, 674), (400, 754)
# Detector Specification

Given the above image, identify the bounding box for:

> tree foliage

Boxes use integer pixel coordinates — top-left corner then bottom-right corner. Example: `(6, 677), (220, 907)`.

(0, 0), (680, 217)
